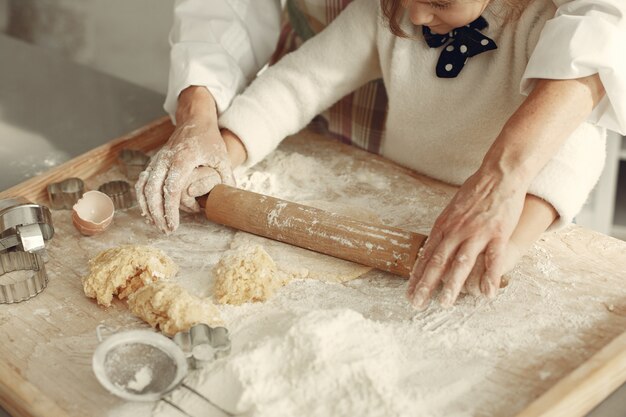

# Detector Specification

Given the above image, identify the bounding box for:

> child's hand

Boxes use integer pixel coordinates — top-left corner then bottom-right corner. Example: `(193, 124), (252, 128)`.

(462, 239), (524, 297)
(136, 118), (236, 233)
(406, 169), (527, 309)
(135, 87), (238, 233)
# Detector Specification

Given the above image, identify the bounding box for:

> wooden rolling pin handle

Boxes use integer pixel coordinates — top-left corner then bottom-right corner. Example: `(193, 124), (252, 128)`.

(203, 185), (427, 277)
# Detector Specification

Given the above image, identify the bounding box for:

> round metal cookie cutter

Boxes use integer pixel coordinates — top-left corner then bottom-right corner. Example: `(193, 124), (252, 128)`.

(0, 251), (48, 304)
(93, 325), (189, 402)
(0, 198), (54, 253)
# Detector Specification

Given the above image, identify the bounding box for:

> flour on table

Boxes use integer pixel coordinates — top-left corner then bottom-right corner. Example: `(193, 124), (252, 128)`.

(213, 245), (289, 305)
(128, 281), (223, 336)
(82, 245), (178, 307)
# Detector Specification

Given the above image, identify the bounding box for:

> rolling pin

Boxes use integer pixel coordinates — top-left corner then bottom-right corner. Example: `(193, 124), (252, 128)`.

(203, 185), (427, 277)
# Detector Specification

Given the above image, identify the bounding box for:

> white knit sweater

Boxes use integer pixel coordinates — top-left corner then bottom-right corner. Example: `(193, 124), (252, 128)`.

(219, 0), (606, 229)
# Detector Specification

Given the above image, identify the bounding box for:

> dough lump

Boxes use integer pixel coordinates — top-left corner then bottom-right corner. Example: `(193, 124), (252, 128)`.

(128, 281), (222, 336)
(82, 245), (178, 307)
(213, 245), (289, 305)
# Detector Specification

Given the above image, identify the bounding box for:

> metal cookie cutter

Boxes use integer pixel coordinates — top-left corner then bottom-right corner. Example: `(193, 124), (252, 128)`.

(47, 177), (85, 210)
(0, 251), (48, 304)
(173, 324), (232, 368)
(118, 149), (150, 181)
(98, 181), (135, 210)
(0, 198), (54, 253)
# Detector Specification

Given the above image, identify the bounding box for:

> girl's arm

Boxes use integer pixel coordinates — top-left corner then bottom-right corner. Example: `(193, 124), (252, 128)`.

(464, 195), (558, 297)
(218, 0), (383, 169)
(407, 75), (606, 309)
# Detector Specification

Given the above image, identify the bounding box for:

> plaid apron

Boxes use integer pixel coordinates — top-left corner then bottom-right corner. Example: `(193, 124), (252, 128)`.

(270, 0), (388, 154)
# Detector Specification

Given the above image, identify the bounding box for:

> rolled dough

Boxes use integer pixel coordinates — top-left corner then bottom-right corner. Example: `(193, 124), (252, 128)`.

(81, 245), (178, 307)
(127, 281), (223, 336)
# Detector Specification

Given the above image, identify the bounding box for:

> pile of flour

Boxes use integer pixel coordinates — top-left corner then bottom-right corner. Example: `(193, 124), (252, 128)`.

(193, 309), (417, 417)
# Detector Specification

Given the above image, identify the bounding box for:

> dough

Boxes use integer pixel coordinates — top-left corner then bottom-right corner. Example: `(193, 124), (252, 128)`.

(127, 281), (223, 336)
(82, 245), (178, 307)
(213, 245), (289, 305)
(230, 201), (379, 283)
(213, 201), (381, 305)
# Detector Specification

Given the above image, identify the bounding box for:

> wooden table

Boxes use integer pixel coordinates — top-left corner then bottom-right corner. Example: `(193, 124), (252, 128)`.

(0, 117), (625, 417)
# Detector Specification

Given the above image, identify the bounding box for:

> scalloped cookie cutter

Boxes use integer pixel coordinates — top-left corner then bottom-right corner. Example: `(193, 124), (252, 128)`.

(118, 149), (150, 181)
(98, 180), (135, 210)
(0, 250), (48, 304)
(47, 177), (85, 210)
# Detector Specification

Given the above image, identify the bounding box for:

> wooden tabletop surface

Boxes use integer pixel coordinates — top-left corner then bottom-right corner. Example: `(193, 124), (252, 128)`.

(0, 117), (625, 417)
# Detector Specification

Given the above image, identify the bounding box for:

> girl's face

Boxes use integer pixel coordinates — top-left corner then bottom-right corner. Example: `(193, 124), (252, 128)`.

(403, 0), (491, 34)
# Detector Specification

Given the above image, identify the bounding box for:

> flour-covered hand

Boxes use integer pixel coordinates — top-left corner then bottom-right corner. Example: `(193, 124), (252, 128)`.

(406, 169), (527, 309)
(135, 118), (235, 233)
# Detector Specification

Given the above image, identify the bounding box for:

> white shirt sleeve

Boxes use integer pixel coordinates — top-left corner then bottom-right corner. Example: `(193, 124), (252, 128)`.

(218, 0), (382, 169)
(521, 0), (626, 134)
(164, 0), (283, 122)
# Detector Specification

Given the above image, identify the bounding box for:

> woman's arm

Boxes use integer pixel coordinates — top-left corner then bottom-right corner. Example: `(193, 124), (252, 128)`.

(165, 0), (283, 120)
(407, 75), (606, 309)
(218, 0), (383, 169)
(523, 0), (626, 134)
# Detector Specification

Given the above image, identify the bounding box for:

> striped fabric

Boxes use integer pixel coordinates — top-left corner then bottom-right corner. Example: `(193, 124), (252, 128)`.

(270, 0), (388, 154)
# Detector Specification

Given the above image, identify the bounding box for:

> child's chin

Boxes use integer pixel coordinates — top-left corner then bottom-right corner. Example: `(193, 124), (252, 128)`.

(429, 26), (451, 35)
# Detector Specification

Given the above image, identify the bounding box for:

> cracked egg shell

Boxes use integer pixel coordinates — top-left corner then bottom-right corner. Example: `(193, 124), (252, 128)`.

(72, 190), (115, 236)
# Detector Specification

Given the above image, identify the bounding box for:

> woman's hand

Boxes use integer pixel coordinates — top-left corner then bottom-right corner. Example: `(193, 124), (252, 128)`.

(406, 167), (527, 309)
(135, 87), (241, 233)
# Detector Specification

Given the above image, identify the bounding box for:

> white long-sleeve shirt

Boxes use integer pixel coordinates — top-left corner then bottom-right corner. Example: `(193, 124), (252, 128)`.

(217, 0), (607, 230)
(165, 0), (626, 134)
(165, 0), (282, 118)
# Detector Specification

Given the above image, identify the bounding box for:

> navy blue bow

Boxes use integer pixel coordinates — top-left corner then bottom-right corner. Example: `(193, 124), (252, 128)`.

(422, 16), (497, 78)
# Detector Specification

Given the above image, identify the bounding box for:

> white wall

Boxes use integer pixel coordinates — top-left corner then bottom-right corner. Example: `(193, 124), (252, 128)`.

(2, 0), (174, 94)
(84, 0), (174, 93)
(0, 0), (7, 32)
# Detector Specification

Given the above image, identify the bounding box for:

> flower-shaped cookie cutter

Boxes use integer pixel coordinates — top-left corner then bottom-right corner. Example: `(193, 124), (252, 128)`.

(173, 324), (231, 369)
(46, 177), (85, 210)
(118, 149), (150, 181)
(98, 180), (135, 210)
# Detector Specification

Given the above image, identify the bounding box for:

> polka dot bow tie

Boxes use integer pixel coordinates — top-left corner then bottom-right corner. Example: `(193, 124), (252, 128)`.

(422, 16), (497, 78)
